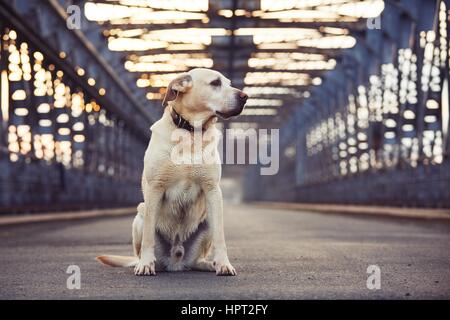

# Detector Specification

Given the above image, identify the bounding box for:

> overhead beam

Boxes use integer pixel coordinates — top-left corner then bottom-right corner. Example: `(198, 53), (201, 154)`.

(103, 16), (367, 32)
(222, 116), (281, 124)
(129, 68), (326, 76)
(144, 85), (315, 95)
(145, 84), (314, 93)
(122, 45), (342, 57)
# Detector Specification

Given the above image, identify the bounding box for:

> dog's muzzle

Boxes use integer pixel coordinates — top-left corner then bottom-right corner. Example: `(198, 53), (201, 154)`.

(216, 91), (248, 119)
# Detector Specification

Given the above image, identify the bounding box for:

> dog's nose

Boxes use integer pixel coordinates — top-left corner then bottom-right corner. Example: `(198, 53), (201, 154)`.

(238, 91), (248, 104)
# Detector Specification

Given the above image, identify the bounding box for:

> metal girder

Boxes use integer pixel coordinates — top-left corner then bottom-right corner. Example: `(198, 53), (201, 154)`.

(104, 18), (367, 33)
(82, 0), (382, 130)
(130, 68), (326, 76)
(269, 0), (450, 207)
(0, 1), (155, 140)
(145, 85), (313, 94)
(122, 46), (342, 58)
(222, 115), (281, 124)
(0, 0), (150, 211)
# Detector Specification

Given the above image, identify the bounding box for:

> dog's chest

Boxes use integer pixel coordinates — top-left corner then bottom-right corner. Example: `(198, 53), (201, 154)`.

(164, 179), (202, 213)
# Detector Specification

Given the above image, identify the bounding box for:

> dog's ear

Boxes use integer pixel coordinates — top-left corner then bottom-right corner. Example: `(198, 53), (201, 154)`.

(162, 73), (193, 107)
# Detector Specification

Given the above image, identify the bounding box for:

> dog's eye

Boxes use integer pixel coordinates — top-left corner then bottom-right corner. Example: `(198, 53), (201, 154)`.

(210, 79), (221, 87)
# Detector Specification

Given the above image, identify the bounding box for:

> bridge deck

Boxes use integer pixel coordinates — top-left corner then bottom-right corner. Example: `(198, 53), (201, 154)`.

(0, 205), (449, 299)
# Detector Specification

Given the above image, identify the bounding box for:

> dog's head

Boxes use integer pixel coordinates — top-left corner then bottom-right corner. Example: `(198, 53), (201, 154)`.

(162, 68), (248, 120)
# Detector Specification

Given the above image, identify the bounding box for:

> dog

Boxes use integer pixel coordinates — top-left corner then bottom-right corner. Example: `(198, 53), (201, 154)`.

(96, 68), (248, 276)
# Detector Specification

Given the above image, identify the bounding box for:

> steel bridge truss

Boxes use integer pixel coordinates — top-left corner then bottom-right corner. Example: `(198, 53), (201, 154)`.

(246, 0), (450, 207)
(0, 1), (151, 212)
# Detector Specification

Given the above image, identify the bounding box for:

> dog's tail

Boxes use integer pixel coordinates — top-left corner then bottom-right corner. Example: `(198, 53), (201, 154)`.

(96, 255), (139, 267)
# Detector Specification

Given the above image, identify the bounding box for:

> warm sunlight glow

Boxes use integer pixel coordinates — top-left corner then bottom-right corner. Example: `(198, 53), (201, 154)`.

(83, 0), (387, 118)
(260, 0), (384, 19)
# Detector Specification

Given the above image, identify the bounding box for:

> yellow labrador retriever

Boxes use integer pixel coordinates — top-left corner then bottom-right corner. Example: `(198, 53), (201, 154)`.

(97, 68), (248, 276)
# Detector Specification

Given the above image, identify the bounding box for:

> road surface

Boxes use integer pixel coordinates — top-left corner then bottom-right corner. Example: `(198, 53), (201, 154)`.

(0, 204), (449, 299)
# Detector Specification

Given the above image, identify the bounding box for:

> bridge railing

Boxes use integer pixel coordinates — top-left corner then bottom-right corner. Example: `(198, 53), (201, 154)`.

(245, 0), (450, 208)
(0, 2), (150, 213)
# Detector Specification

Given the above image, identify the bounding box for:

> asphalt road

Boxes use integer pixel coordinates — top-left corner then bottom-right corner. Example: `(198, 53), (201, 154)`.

(1, 204), (449, 299)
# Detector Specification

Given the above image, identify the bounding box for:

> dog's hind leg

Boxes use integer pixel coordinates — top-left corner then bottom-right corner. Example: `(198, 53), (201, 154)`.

(190, 237), (214, 272)
(132, 203), (145, 257)
(192, 259), (215, 272)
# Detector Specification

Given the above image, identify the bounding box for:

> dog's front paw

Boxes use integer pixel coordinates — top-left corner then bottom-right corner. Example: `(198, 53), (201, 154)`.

(134, 258), (156, 276)
(213, 257), (236, 276)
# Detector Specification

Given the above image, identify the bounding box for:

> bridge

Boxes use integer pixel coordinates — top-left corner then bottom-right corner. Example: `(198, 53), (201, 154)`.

(0, 0), (449, 299)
